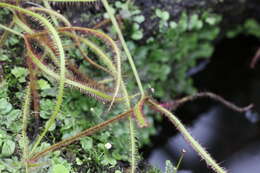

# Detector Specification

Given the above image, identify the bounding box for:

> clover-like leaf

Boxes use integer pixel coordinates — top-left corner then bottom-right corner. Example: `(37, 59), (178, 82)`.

(1, 140), (15, 157)
(52, 164), (69, 173)
(80, 137), (93, 151)
(0, 98), (12, 115)
(37, 79), (51, 90)
(11, 67), (28, 83)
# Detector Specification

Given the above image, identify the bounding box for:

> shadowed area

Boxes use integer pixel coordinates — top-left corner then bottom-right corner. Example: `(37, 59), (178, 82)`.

(145, 34), (260, 172)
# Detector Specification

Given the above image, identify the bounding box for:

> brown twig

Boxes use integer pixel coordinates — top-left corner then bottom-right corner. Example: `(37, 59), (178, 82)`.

(250, 47), (260, 69)
(159, 92), (253, 113)
(29, 109), (132, 162)
(26, 56), (40, 138)
(93, 16), (124, 30)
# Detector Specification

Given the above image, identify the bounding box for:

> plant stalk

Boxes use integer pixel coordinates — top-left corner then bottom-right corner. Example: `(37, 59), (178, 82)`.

(29, 109), (132, 161)
(148, 99), (227, 173)
(101, 0), (145, 97)
(21, 84), (31, 173)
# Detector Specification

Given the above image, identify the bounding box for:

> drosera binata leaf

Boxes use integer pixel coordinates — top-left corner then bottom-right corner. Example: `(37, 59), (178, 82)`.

(0, 2), (66, 154)
(24, 27), (132, 102)
(24, 36), (131, 103)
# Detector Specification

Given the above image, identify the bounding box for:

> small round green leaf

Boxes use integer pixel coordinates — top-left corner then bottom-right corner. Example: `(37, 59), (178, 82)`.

(0, 98), (12, 115)
(80, 137), (93, 151)
(52, 164), (69, 173)
(1, 140), (15, 156)
(37, 79), (51, 90)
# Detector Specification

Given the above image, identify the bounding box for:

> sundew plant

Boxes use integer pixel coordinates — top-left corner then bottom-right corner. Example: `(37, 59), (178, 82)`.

(0, 0), (253, 173)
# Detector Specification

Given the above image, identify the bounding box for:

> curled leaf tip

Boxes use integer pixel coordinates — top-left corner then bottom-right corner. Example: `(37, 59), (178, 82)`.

(133, 97), (148, 128)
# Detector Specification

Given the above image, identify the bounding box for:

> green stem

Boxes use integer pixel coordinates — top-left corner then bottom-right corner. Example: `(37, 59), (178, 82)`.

(0, 23), (23, 37)
(101, 0), (145, 97)
(60, 29), (117, 74)
(128, 116), (137, 173)
(0, 21), (15, 47)
(13, 13), (33, 33)
(174, 150), (185, 173)
(148, 99), (227, 173)
(21, 84), (31, 173)
(101, 1), (143, 172)
(43, 0), (59, 26)
(29, 6), (71, 26)
(120, 81), (138, 173)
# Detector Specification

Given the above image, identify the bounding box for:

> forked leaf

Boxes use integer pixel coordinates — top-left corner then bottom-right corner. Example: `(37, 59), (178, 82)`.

(24, 36), (131, 103)
(58, 27), (122, 111)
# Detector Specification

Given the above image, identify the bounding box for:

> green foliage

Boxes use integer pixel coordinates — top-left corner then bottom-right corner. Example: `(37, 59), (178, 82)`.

(227, 19), (260, 38)
(128, 11), (221, 98)
(165, 150), (184, 173)
(155, 9), (170, 21)
(0, 77), (154, 172)
(57, 89), (155, 170)
(1, 139), (15, 157)
(0, 1), (226, 173)
(0, 98), (12, 114)
(0, 8), (11, 24)
(52, 164), (70, 173)
(155, 9), (170, 32)
(0, 86), (22, 133)
(37, 79), (51, 90)
(165, 160), (175, 173)
(11, 67), (28, 83)
(0, 84), (23, 172)
(113, 1), (145, 40)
